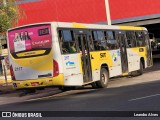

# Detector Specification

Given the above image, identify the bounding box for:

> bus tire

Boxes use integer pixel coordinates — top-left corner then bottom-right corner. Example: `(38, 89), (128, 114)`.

(96, 68), (109, 88)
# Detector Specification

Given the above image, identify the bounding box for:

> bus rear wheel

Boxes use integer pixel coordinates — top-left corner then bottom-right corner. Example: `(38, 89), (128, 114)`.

(96, 68), (109, 88)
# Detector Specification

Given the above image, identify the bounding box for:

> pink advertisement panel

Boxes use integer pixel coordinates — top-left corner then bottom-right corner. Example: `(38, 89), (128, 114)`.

(8, 24), (52, 53)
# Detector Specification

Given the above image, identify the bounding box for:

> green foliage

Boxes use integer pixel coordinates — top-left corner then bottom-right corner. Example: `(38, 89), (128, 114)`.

(0, 0), (25, 33)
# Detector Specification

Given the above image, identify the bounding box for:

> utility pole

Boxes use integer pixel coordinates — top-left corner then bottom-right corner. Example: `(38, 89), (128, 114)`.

(104, 0), (111, 25)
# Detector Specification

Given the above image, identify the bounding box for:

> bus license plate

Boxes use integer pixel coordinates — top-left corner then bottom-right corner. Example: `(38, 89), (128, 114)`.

(31, 82), (39, 86)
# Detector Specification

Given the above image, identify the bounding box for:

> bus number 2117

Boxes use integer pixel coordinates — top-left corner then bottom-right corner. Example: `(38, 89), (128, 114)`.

(15, 67), (23, 71)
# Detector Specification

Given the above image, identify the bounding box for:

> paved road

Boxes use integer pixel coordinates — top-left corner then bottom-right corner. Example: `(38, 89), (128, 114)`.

(1, 80), (160, 111)
(1, 78), (160, 111)
(0, 58), (160, 119)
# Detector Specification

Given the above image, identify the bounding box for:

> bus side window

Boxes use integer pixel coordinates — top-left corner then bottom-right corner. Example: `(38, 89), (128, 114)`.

(88, 35), (94, 51)
(92, 30), (107, 51)
(69, 41), (77, 53)
(135, 31), (145, 47)
(92, 31), (100, 51)
(144, 31), (150, 45)
(126, 31), (136, 48)
(58, 30), (68, 54)
(106, 31), (118, 50)
(58, 30), (77, 54)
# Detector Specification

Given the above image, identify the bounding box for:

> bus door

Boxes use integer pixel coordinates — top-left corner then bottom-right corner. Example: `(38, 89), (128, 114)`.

(76, 33), (92, 83)
(117, 32), (128, 73)
(145, 32), (152, 67)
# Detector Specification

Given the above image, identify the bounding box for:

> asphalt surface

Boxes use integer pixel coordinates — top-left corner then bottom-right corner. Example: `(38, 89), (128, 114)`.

(1, 80), (160, 111)
(0, 58), (160, 120)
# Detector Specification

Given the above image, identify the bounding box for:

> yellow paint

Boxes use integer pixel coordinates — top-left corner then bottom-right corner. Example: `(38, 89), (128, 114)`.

(122, 72), (128, 76)
(78, 53), (83, 73)
(90, 51), (114, 71)
(52, 74), (64, 85)
(16, 50), (46, 57)
(10, 50), (53, 71)
(120, 26), (144, 30)
(130, 47), (147, 60)
(72, 23), (88, 28)
(0, 79), (12, 84)
(12, 74), (64, 89)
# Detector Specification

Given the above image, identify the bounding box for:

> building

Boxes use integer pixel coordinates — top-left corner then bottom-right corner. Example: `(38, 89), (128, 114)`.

(17, 0), (160, 37)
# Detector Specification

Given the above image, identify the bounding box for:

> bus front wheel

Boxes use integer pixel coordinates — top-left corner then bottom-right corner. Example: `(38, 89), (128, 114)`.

(96, 68), (109, 88)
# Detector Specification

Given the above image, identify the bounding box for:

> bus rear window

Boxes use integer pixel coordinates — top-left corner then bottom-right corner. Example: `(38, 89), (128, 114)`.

(8, 24), (52, 53)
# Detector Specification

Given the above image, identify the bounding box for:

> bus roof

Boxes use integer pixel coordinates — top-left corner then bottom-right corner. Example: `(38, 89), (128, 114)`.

(8, 22), (147, 31)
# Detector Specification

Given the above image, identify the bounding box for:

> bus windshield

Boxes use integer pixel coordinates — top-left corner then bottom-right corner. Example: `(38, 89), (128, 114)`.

(8, 24), (52, 57)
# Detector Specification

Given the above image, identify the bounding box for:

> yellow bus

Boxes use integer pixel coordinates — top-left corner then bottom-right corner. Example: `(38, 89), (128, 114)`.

(7, 22), (152, 90)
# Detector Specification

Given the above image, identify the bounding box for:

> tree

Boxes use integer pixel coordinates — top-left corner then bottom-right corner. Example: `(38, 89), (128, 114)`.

(0, 0), (25, 34)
